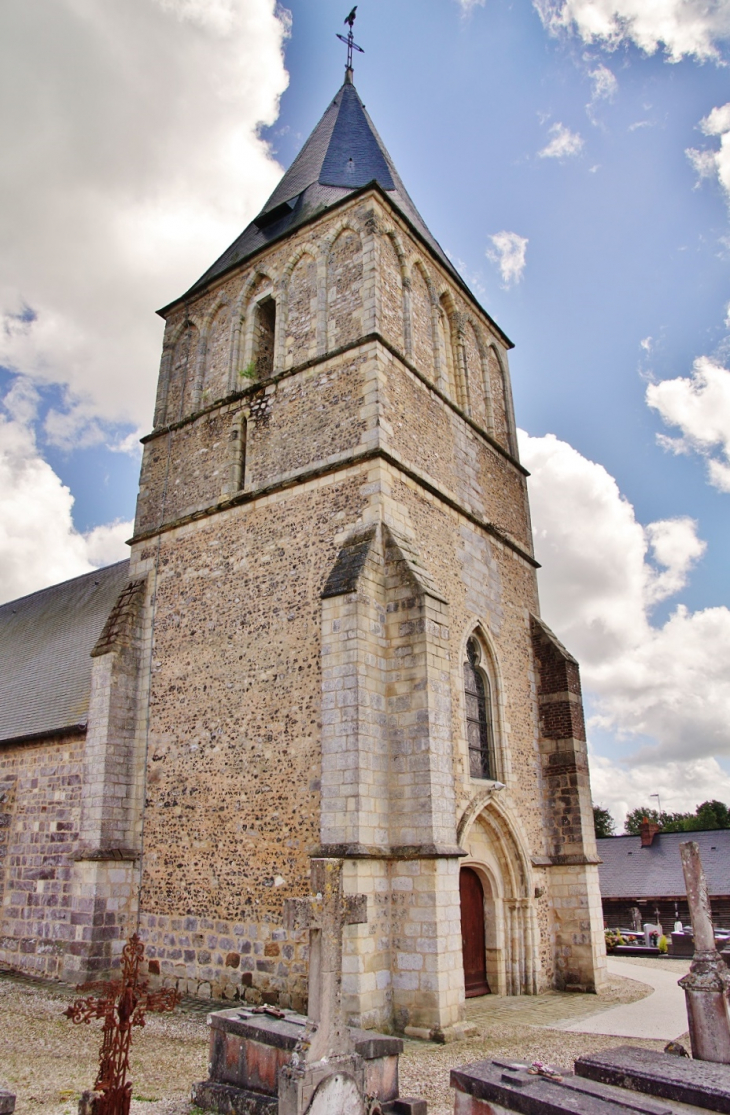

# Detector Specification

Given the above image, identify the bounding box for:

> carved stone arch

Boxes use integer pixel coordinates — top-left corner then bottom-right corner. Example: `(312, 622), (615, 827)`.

(457, 621), (509, 786)
(379, 226), (408, 353)
(154, 317), (189, 425)
(407, 259), (437, 380)
(324, 217), (363, 254)
(165, 316), (189, 351)
(458, 796), (539, 995)
(463, 315), (493, 433)
(486, 341), (518, 456)
(282, 246), (319, 367)
(200, 292), (231, 338)
(436, 289), (469, 409)
(194, 294), (232, 409)
(326, 223), (364, 350)
(435, 289), (457, 400)
(232, 271), (276, 385)
(163, 317), (202, 424)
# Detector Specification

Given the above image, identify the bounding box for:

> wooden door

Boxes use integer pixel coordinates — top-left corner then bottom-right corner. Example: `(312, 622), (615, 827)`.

(460, 866), (490, 997)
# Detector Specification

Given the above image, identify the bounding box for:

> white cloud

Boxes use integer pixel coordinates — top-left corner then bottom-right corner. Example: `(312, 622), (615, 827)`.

(587, 63), (618, 122)
(647, 357), (730, 493)
(686, 102), (730, 209)
(456, 0), (485, 10)
(538, 122), (584, 159)
(0, 379), (132, 604)
(519, 429), (730, 768)
(589, 64), (618, 102)
(0, 0), (289, 431)
(487, 232), (529, 287)
(590, 754), (730, 826)
(534, 0), (730, 61)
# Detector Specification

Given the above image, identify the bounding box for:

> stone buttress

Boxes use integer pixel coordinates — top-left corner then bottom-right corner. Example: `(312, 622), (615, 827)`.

(63, 576), (148, 983)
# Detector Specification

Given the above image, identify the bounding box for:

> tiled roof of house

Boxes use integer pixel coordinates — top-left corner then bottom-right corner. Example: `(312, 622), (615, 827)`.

(171, 77), (462, 307)
(597, 830), (730, 899)
(0, 561), (130, 745)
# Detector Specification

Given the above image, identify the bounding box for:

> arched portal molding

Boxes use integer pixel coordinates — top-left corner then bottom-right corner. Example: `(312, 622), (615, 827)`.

(458, 795), (540, 995)
(460, 795), (533, 900)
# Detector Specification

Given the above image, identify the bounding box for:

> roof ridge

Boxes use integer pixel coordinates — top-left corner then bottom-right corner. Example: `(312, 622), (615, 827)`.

(0, 559), (130, 613)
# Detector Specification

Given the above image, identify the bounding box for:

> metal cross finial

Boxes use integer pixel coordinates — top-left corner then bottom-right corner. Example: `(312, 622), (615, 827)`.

(336, 6), (364, 77)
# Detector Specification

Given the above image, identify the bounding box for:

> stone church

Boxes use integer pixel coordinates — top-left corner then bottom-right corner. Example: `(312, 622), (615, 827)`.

(0, 66), (605, 1040)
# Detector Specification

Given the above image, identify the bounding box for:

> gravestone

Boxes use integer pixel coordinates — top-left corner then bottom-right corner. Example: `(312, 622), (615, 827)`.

(576, 1046), (730, 1113)
(192, 858), (426, 1114)
(451, 1052), (730, 1114)
(0, 1090), (15, 1115)
(678, 840), (730, 1063)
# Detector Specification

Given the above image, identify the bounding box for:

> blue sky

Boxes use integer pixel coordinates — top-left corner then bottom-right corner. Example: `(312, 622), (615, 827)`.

(1, 0), (729, 824)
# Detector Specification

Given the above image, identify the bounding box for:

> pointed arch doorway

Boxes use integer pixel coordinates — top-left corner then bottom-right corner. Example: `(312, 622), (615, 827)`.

(460, 866), (491, 997)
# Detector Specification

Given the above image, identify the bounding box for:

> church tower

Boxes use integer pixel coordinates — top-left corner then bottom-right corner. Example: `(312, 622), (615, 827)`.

(111, 64), (606, 1037)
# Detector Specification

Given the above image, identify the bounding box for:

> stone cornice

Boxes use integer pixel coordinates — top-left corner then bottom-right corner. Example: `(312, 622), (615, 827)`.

(128, 445), (539, 568)
(141, 332), (528, 476)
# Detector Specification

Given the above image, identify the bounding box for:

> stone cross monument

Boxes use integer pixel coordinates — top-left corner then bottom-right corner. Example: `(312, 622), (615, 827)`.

(678, 839), (730, 1062)
(280, 858), (369, 1113)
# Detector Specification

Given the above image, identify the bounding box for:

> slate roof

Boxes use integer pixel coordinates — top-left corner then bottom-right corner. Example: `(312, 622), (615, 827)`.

(170, 77), (462, 308)
(597, 830), (730, 899)
(0, 561), (130, 745)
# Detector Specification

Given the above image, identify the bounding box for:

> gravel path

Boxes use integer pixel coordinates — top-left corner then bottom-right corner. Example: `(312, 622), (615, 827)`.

(0, 967), (684, 1115)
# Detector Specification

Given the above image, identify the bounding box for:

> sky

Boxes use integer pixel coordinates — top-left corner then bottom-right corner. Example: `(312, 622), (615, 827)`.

(1, 0), (730, 829)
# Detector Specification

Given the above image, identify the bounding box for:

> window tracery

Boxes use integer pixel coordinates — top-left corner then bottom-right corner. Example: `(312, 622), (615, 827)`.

(464, 637), (495, 780)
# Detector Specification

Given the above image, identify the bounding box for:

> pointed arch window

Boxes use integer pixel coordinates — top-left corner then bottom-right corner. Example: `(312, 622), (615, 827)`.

(464, 637), (495, 780)
(253, 296), (276, 379)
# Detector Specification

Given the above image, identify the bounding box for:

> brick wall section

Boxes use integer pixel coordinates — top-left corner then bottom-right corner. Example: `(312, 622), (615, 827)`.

(0, 734), (84, 978)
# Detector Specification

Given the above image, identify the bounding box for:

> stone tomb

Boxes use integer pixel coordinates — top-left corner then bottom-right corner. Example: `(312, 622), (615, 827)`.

(451, 1048), (730, 1114)
(0, 1091), (15, 1115)
(191, 1007), (412, 1113)
(192, 859), (426, 1114)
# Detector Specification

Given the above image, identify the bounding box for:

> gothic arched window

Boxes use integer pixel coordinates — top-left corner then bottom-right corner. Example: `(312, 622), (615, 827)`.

(253, 296), (276, 379)
(464, 637), (494, 780)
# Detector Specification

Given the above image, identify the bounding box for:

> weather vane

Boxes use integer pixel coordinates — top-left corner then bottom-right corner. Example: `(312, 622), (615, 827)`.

(336, 6), (364, 74)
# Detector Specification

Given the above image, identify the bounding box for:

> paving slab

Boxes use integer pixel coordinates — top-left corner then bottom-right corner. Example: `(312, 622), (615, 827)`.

(560, 959), (689, 1041)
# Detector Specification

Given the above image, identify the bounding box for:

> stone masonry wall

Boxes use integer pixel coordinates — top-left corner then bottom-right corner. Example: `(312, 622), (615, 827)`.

(124, 184), (602, 1012)
(130, 472), (371, 1003)
(0, 734), (84, 978)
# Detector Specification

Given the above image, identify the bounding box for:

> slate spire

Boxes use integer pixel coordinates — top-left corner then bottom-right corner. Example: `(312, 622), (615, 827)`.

(179, 78), (458, 303)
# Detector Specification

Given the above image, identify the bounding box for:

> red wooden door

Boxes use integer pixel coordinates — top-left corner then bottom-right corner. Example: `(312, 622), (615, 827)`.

(460, 867), (490, 997)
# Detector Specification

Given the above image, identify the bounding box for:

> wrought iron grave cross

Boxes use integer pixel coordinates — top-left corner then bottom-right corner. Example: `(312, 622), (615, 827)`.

(283, 858), (367, 1063)
(64, 933), (180, 1115)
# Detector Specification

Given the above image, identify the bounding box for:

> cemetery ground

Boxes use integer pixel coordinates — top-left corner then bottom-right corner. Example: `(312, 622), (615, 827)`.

(0, 962), (689, 1115)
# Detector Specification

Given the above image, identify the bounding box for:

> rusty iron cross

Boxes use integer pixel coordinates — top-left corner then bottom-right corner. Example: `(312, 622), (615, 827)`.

(64, 934), (180, 1115)
(283, 858), (367, 1064)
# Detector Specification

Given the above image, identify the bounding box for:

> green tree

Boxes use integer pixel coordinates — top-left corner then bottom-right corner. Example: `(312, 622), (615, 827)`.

(624, 807), (662, 835)
(593, 804), (616, 838)
(624, 801), (730, 835)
